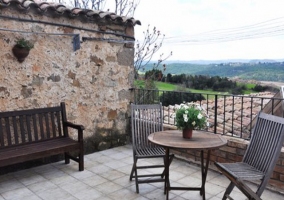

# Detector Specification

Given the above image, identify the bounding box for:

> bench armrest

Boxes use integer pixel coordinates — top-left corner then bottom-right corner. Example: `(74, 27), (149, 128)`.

(64, 121), (85, 131)
(64, 121), (85, 142)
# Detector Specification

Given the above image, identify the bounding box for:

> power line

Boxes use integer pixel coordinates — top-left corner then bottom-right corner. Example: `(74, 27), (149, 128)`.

(164, 16), (284, 45)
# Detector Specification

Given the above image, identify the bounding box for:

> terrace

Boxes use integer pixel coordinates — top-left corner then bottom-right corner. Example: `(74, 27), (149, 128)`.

(1, 0), (283, 199)
(0, 89), (284, 200)
(0, 88), (284, 199)
(0, 145), (283, 200)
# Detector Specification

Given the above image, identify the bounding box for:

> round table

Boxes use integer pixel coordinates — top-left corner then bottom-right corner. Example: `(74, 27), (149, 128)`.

(148, 130), (227, 200)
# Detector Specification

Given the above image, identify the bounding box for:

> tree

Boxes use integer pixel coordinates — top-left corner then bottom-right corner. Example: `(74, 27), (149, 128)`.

(160, 91), (205, 107)
(71, 0), (106, 10)
(114, 0), (139, 16)
(145, 69), (163, 81)
(68, 0), (139, 16)
(134, 25), (172, 76)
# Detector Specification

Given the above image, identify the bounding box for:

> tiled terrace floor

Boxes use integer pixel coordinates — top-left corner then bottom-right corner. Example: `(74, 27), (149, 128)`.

(0, 145), (283, 200)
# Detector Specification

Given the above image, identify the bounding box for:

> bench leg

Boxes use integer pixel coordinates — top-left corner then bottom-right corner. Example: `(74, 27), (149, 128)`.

(79, 152), (84, 171)
(65, 153), (70, 164)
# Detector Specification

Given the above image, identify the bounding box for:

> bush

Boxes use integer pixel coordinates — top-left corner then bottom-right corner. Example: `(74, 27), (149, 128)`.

(160, 91), (205, 106)
(253, 84), (267, 92)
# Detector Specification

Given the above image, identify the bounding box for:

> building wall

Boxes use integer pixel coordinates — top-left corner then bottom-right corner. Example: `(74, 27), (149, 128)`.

(0, 5), (135, 152)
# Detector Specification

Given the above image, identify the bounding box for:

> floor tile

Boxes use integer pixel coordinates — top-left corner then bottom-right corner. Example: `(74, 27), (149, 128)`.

(0, 145), (283, 200)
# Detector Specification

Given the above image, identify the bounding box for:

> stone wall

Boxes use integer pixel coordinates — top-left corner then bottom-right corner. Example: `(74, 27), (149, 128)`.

(0, 5), (136, 153)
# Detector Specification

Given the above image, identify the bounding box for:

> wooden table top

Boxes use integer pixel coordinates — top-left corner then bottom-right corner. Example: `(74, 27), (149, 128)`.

(148, 130), (227, 150)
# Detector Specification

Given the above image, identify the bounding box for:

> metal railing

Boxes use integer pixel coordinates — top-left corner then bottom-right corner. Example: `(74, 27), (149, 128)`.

(131, 88), (284, 139)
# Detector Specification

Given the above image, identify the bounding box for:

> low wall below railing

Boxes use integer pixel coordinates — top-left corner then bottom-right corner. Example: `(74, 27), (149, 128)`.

(164, 125), (284, 192)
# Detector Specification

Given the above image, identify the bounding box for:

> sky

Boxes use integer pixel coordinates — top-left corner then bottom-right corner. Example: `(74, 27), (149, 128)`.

(131, 0), (284, 61)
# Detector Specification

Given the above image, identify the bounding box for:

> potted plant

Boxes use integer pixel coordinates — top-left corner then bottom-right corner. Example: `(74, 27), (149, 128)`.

(12, 38), (34, 63)
(174, 103), (209, 139)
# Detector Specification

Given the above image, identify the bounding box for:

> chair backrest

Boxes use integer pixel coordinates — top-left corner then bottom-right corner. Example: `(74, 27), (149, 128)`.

(243, 112), (284, 182)
(131, 103), (163, 150)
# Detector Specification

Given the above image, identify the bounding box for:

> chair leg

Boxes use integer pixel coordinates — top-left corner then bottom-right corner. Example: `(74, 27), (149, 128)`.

(130, 157), (139, 193)
(130, 164), (135, 181)
(222, 182), (235, 200)
(162, 154), (174, 178)
(134, 159), (139, 193)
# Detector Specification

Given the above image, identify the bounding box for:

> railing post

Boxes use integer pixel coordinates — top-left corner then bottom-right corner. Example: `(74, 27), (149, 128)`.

(223, 96), (226, 134)
(232, 96), (235, 136)
(214, 95), (218, 134)
(240, 96), (244, 138)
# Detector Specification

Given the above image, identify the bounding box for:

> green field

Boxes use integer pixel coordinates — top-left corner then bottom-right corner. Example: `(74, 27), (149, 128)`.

(135, 80), (257, 97)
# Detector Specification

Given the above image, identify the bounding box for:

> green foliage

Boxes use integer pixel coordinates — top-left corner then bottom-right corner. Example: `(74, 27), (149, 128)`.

(145, 69), (164, 81)
(134, 80), (145, 88)
(245, 83), (256, 89)
(15, 38), (34, 50)
(253, 84), (268, 92)
(160, 91), (205, 106)
(142, 62), (284, 82)
(175, 103), (208, 130)
(144, 79), (157, 90)
(155, 81), (177, 91)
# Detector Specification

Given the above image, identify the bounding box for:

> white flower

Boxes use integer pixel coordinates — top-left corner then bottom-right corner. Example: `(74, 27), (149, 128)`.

(192, 121), (196, 126)
(183, 114), (187, 118)
(184, 117), (188, 122)
(197, 113), (203, 119)
(195, 105), (200, 110)
(184, 110), (188, 114)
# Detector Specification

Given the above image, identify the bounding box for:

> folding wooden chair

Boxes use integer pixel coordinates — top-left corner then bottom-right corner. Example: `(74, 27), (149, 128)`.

(129, 103), (174, 193)
(215, 112), (284, 200)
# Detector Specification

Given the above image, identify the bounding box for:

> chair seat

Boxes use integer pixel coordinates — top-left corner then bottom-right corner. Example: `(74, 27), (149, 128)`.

(215, 162), (265, 180)
(135, 147), (165, 157)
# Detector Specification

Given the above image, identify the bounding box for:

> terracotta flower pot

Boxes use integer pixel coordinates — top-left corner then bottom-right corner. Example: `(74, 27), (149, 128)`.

(182, 128), (193, 139)
(12, 45), (30, 63)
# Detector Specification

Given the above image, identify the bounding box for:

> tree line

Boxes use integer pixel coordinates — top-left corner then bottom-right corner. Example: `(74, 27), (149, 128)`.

(144, 69), (274, 95)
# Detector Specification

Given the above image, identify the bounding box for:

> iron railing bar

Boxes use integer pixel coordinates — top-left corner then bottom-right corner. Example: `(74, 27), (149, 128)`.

(214, 95), (218, 134)
(223, 95), (226, 135)
(131, 88), (284, 139)
(232, 96), (235, 136)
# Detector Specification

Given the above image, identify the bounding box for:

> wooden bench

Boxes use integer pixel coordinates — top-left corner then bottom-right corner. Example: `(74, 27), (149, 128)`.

(0, 102), (84, 171)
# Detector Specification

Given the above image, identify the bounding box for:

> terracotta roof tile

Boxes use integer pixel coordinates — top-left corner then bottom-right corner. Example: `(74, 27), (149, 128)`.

(0, 0), (141, 26)
(163, 92), (277, 139)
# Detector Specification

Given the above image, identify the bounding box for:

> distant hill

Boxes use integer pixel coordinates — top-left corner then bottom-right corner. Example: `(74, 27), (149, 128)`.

(161, 59), (284, 65)
(141, 61), (284, 82)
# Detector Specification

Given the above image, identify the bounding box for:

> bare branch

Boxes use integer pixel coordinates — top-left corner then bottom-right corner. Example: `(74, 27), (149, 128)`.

(134, 25), (172, 73)
(69, 0), (106, 10)
(115, 0), (140, 16)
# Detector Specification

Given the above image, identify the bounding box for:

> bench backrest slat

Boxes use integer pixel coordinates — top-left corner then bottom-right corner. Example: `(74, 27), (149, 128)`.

(5, 117), (12, 146)
(44, 113), (50, 139)
(0, 120), (4, 146)
(12, 116), (19, 144)
(32, 114), (39, 141)
(56, 111), (63, 137)
(26, 115), (32, 142)
(19, 115), (26, 143)
(38, 113), (44, 140)
(51, 112), (56, 138)
(0, 105), (65, 148)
